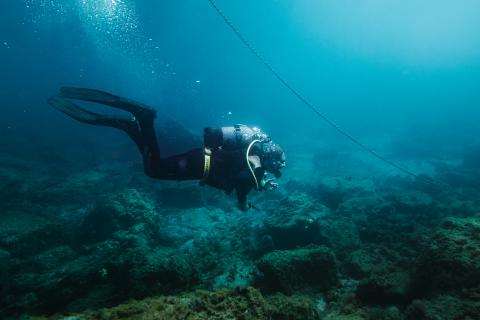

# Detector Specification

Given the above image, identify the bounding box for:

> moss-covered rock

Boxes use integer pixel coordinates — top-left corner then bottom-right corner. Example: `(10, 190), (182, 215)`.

(34, 287), (321, 320)
(344, 248), (387, 278)
(256, 246), (339, 293)
(77, 189), (159, 244)
(0, 212), (67, 258)
(356, 270), (412, 305)
(405, 295), (480, 320)
(314, 217), (361, 257)
(263, 191), (330, 249)
(413, 214), (480, 295)
(4, 236), (198, 316)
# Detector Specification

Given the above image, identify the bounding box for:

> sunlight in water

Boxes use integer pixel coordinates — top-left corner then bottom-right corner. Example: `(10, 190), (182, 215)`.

(297, 0), (480, 66)
(25, 0), (139, 41)
(23, 0), (161, 89)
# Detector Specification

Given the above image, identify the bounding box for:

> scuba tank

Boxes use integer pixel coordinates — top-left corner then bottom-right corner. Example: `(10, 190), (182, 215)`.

(204, 124), (270, 151)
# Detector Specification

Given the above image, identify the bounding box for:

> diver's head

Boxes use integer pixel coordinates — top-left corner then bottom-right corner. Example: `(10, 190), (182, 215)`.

(261, 141), (286, 178)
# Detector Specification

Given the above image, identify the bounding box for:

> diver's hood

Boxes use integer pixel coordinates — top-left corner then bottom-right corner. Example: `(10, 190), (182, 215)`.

(261, 142), (286, 177)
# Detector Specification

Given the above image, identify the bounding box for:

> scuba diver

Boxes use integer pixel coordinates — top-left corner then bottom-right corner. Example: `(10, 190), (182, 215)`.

(48, 87), (286, 210)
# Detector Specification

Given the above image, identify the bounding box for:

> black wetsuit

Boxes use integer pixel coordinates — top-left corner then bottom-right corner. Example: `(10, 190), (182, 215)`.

(136, 118), (263, 205)
(48, 87), (262, 207)
(203, 147), (265, 206)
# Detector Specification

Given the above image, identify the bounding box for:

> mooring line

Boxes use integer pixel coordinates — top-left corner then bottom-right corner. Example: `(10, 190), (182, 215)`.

(206, 0), (443, 185)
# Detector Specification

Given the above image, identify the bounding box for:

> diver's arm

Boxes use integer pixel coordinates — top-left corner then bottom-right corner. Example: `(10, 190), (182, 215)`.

(248, 155), (267, 190)
(262, 177), (278, 191)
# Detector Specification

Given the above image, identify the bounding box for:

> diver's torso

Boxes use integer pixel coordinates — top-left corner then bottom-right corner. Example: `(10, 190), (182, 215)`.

(204, 148), (251, 193)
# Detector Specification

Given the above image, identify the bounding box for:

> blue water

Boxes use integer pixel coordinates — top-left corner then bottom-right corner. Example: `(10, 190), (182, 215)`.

(2, 0), (480, 159)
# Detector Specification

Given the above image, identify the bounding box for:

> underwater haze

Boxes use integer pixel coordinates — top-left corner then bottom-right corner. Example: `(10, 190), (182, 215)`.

(1, 1), (480, 319)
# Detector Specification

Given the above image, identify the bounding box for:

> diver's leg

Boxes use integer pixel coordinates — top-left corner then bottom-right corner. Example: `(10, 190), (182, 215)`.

(151, 148), (205, 180)
(49, 90), (204, 180)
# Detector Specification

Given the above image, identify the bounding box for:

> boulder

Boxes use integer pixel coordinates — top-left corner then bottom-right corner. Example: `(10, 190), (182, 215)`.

(405, 295), (480, 320)
(344, 248), (387, 278)
(263, 191), (329, 249)
(313, 177), (376, 211)
(5, 237), (198, 316)
(356, 270), (412, 305)
(256, 246), (339, 293)
(314, 217), (360, 256)
(51, 287), (322, 320)
(0, 212), (67, 258)
(413, 214), (480, 295)
(77, 189), (159, 244)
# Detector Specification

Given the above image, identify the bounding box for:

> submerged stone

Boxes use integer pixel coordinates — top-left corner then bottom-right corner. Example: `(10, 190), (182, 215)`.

(405, 295), (480, 320)
(256, 246), (339, 293)
(356, 270), (412, 305)
(413, 214), (480, 295)
(35, 287), (321, 320)
(0, 212), (66, 258)
(77, 189), (159, 244)
(263, 191), (329, 249)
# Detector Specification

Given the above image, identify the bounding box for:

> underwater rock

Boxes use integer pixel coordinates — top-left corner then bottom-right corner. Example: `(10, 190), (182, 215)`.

(0, 212), (67, 258)
(322, 312), (368, 320)
(337, 193), (392, 220)
(405, 295), (480, 320)
(107, 244), (198, 296)
(413, 214), (480, 295)
(156, 183), (208, 208)
(267, 292), (322, 320)
(77, 189), (159, 244)
(212, 259), (255, 289)
(263, 191), (330, 249)
(30, 246), (76, 271)
(314, 177), (376, 211)
(356, 270), (412, 305)
(343, 248), (387, 278)
(37, 287), (321, 320)
(437, 169), (480, 190)
(6, 253), (105, 315)
(252, 234), (276, 257)
(5, 237), (198, 316)
(30, 170), (113, 207)
(256, 246), (339, 293)
(386, 190), (435, 216)
(314, 217), (361, 257)
(159, 207), (228, 245)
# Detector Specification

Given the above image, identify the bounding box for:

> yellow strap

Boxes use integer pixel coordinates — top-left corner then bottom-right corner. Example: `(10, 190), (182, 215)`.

(203, 148), (212, 180)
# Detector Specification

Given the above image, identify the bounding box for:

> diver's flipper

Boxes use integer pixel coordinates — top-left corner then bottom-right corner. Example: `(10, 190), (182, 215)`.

(59, 87), (156, 120)
(48, 95), (102, 123)
(48, 95), (140, 134)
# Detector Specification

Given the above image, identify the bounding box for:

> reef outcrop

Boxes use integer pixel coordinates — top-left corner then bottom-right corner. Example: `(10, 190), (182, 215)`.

(256, 246), (339, 293)
(1, 148), (480, 319)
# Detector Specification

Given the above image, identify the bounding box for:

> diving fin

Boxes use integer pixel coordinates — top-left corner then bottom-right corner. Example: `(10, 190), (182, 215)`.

(47, 95), (136, 126)
(59, 87), (156, 119)
(48, 95), (100, 123)
(60, 87), (117, 105)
